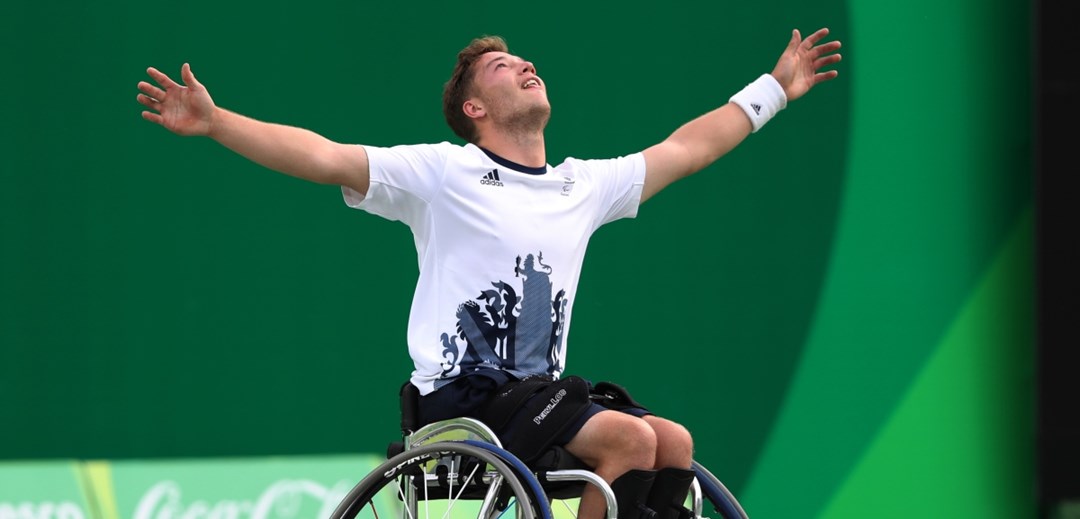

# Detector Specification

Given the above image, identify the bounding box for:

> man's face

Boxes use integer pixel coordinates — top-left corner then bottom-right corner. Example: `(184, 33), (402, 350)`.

(470, 51), (550, 128)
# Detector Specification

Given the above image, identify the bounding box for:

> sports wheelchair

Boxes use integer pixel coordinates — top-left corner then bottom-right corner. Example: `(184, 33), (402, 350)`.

(329, 382), (749, 519)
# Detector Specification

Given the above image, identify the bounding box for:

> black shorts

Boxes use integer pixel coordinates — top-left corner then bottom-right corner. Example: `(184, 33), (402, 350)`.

(543, 400), (651, 445)
(417, 370), (651, 450)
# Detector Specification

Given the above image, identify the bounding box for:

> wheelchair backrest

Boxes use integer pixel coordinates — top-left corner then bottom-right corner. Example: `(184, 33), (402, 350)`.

(399, 381), (421, 436)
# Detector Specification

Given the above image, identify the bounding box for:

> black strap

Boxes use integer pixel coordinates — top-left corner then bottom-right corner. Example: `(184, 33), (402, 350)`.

(612, 469), (659, 519)
(591, 380), (649, 412)
(645, 467), (695, 519)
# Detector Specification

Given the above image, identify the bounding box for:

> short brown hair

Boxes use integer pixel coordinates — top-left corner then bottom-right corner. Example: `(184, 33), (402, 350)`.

(443, 35), (509, 143)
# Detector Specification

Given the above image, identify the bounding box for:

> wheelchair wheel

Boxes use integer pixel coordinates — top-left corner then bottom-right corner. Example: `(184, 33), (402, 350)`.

(330, 441), (543, 519)
(692, 460), (749, 519)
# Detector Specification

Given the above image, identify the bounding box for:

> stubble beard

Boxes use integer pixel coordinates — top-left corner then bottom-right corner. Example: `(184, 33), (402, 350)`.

(496, 102), (551, 142)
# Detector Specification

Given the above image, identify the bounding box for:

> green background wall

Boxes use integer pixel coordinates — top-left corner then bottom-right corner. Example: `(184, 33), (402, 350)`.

(1, 0), (1034, 517)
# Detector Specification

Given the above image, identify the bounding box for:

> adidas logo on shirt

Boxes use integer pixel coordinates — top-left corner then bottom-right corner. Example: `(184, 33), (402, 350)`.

(480, 169), (504, 187)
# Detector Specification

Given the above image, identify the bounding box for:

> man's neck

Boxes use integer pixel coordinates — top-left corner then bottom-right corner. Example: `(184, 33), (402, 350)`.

(475, 131), (546, 169)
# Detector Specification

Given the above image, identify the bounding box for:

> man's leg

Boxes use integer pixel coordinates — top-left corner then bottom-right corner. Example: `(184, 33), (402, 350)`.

(564, 412), (694, 519)
(565, 410), (656, 519)
(642, 415), (696, 519)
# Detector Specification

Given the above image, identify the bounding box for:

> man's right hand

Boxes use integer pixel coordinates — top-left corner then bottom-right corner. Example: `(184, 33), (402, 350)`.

(137, 63), (215, 137)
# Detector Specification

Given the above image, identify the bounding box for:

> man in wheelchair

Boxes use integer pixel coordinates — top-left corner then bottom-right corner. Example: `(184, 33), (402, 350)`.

(138, 23), (840, 519)
(386, 31), (839, 519)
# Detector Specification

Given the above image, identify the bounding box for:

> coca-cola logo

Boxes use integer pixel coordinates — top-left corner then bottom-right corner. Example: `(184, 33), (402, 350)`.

(0, 502), (86, 519)
(133, 479), (359, 519)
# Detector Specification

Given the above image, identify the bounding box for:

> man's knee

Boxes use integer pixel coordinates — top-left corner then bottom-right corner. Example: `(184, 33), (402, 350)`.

(615, 415), (659, 456)
(645, 416), (693, 467)
(569, 411), (657, 470)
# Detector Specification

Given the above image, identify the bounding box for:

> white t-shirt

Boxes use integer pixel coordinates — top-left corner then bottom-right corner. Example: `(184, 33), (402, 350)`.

(342, 142), (646, 395)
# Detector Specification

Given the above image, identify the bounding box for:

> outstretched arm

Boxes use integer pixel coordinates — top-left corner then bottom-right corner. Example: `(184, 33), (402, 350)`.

(137, 63), (370, 195)
(640, 27), (842, 202)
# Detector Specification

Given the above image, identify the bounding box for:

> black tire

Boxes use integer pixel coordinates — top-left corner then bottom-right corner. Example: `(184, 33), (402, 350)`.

(330, 441), (539, 519)
(692, 460), (750, 519)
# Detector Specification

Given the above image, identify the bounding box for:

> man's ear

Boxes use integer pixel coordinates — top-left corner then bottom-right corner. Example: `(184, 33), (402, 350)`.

(463, 100), (485, 119)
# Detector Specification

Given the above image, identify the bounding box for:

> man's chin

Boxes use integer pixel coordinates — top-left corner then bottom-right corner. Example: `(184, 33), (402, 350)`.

(508, 105), (551, 130)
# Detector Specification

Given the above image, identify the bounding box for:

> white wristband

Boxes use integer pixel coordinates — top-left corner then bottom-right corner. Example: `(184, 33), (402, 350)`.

(728, 74), (788, 133)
